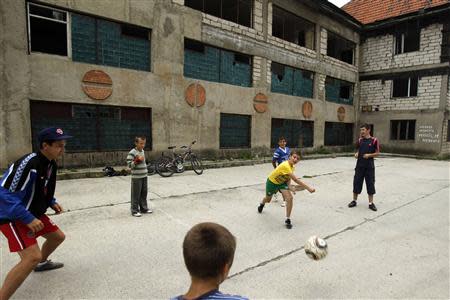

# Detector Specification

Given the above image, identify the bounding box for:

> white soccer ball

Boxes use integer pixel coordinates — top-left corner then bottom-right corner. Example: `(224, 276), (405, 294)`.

(304, 236), (328, 260)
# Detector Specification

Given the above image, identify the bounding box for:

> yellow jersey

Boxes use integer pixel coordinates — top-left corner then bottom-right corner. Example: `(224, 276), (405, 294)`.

(268, 161), (294, 184)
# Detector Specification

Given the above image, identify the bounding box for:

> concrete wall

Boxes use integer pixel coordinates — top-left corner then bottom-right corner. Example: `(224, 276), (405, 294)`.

(0, 0), (360, 168)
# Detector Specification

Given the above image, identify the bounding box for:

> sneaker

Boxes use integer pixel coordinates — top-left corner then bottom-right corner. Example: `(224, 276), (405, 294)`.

(257, 203), (265, 213)
(132, 212), (142, 217)
(285, 219), (292, 229)
(369, 203), (377, 211)
(34, 260), (64, 272)
(140, 209), (153, 214)
(348, 200), (357, 208)
(272, 193), (279, 203)
(280, 200), (286, 207)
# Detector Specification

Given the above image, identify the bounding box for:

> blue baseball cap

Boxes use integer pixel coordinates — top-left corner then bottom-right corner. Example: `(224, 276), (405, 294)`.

(38, 127), (73, 143)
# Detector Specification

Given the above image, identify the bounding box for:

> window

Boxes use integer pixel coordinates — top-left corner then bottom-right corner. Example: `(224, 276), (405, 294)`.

(271, 119), (314, 148)
(27, 2), (68, 56)
(185, 0), (253, 28)
(441, 22), (450, 63)
(447, 120), (450, 142)
(184, 39), (252, 87)
(271, 62), (313, 98)
(325, 77), (353, 105)
(71, 14), (151, 71)
(327, 31), (355, 65)
(392, 77), (418, 98)
(395, 24), (420, 55)
(30, 101), (152, 151)
(272, 6), (315, 50)
(220, 113), (251, 148)
(324, 122), (353, 146)
(390, 120), (415, 141)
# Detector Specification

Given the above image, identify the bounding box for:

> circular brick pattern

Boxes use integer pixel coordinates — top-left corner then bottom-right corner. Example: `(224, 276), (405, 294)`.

(302, 101), (313, 118)
(185, 83), (206, 107)
(253, 93), (268, 113)
(337, 106), (346, 122)
(82, 70), (113, 100)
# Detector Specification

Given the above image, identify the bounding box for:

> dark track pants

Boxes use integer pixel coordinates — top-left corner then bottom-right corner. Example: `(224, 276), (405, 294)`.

(353, 167), (375, 195)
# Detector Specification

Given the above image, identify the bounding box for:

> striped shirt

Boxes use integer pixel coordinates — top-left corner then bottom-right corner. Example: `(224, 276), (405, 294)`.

(127, 148), (148, 179)
(171, 289), (248, 300)
(272, 146), (290, 165)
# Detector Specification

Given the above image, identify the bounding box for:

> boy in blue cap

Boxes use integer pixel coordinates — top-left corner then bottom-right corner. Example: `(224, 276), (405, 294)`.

(0, 127), (72, 300)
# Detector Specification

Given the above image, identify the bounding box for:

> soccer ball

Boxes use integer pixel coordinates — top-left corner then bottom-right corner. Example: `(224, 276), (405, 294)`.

(304, 236), (328, 260)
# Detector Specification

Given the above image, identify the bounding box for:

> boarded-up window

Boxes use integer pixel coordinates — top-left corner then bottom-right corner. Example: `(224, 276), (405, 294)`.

(27, 2), (68, 56)
(30, 101), (152, 151)
(271, 62), (313, 98)
(325, 77), (353, 105)
(390, 120), (415, 141)
(324, 122), (353, 146)
(220, 113), (251, 148)
(271, 118), (314, 148)
(272, 5), (315, 50)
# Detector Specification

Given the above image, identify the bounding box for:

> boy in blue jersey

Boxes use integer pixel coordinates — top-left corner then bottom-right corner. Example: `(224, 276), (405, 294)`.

(272, 137), (291, 207)
(172, 222), (248, 300)
(0, 127), (72, 300)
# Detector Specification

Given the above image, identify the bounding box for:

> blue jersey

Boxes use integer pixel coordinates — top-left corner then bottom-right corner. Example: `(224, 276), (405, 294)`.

(171, 289), (248, 300)
(272, 146), (290, 165)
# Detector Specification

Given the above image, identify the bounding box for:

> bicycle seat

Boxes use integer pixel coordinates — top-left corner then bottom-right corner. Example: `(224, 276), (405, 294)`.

(167, 146), (176, 149)
(180, 145), (187, 149)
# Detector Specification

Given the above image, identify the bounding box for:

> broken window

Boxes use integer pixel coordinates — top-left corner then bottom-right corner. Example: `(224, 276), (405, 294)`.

(392, 77), (418, 98)
(185, 0), (252, 28)
(327, 31), (355, 65)
(272, 5), (315, 50)
(271, 62), (314, 98)
(325, 77), (353, 104)
(394, 23), (420, 55)
(390, 120), (415, 140)
(27, 2), (68, 56)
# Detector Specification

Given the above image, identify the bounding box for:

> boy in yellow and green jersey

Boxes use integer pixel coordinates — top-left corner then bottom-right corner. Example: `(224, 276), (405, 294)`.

(258, 151), (315, 229)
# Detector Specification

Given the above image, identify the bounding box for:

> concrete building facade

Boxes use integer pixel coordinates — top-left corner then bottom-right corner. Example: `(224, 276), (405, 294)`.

(0, 0), (362, 168)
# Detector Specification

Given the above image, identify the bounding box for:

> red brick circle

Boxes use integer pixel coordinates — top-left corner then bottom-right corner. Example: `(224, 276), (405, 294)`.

(302, 101), (313, 118)
(337, 106), (346, 122)
(253, 93), (268, 113)
(82, 70), (112, 100)
(185, 83), (206, 107)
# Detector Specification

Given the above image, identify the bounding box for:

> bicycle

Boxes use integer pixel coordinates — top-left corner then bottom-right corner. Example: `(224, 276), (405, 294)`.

(155, 141), (204, 177)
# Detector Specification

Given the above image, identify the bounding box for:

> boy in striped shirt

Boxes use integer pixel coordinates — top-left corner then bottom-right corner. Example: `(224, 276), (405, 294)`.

(127, 136), (152, 217)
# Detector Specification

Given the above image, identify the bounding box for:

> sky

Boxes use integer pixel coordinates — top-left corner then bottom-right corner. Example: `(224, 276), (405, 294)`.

(328, 0), (350, 8)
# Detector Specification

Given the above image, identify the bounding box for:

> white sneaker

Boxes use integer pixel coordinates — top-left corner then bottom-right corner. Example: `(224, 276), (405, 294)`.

(280, 200), (286, 207)
(273, 194), (279, 203)
(132, 212), (142, 217)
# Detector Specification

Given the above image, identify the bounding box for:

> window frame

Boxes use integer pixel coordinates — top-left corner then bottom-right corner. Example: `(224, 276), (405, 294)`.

(394, 26), (420, 55)
(392, 77), (418, 98)
(27, 2), (72, 57)
(219, 113), (252, 149)
(390, 120), (416, 141)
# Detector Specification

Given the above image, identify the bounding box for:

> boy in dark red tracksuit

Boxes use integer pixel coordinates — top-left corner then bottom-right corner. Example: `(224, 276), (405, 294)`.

(0, 127), (72, 300)
(348, 123), (380, 211)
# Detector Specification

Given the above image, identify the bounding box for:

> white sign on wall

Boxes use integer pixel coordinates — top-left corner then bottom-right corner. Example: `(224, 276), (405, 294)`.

(417, 125), (439, 143)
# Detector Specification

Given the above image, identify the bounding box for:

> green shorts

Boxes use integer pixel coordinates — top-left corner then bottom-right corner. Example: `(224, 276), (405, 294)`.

(265, 179), (288, 196)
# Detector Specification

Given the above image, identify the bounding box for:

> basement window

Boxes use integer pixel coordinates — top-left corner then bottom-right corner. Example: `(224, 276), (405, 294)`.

(392, 77), (418, 98)
(390, 120), (415, 141)
(27, 2), (68, 56)
(327, 31), (355, 65)
(272, 5), (315, 50)
(395, 25), (420, 55)
(185, 0), (253, 28)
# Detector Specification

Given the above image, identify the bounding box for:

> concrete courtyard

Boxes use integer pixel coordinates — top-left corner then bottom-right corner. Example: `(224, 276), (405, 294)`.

(1, 157), (449, 299)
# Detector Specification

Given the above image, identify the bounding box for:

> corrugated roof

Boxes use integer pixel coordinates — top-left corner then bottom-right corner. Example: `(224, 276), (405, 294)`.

(342, 0), (449, 24)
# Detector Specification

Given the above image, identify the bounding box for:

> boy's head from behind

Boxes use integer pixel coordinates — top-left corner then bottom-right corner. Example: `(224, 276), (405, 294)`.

(278, 136), (287, 148)
(134, 136), (146, 151)
(183, 222), (236, 282)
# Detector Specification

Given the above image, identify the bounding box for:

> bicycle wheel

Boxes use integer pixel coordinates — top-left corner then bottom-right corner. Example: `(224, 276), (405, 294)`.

(156, 156), (175, 177)
(147, 161), (156, 175)
(191, 155), (204, 175)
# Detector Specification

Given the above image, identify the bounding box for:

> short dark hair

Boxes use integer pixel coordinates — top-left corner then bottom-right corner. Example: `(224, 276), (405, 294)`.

(135, 136), (146, 143)
(39, 140), (55, 149)
(183, 222), (236, 279)
(290, 150), (299, 158)
(278, 136), (286, 142)
(360, 123), (371, 130)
